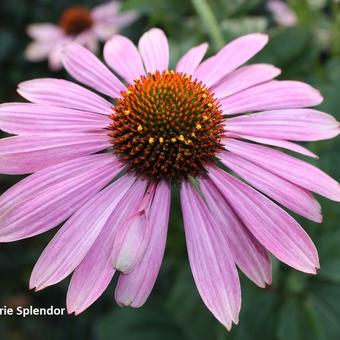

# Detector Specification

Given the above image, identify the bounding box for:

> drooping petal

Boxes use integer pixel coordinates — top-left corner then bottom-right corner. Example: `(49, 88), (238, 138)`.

(138, 28), (169, 73)
(0, 133), (110, 174)
(208, 166), (319, 274)
(226, 109), (340, 141)
(219, 151), (322, 222)
(0, 103), (109, 134)
(220, 81), (323, 115)
(61, 43), (125, 98)
(66, 177), (146, 315)
(200, 178), (272, 287)
(115, 181), (171, 307)
(0, 154), (121, 242)
(176, 43), (208, 75)
(18, 79), (112, 115)
(213, 64), (281, 99)
(194, 33), (268, 87)
(112, 210), (150, 273)
(30, 175), (134, 291)
(180, 181), (241, 330)
(223, 138), (340, 201)
(104, 35), (145, 83)
(112, 184), (158, 273)
(224, 133), (318, 158)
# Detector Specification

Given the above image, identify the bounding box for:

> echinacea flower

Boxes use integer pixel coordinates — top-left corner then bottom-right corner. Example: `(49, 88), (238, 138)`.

(1, 28), (340, 330)
(25, 1), (138, 70)
(267, 0), (297, 27)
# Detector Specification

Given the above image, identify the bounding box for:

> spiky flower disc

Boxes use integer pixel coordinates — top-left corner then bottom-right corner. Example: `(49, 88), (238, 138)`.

(59, 7), (93, 35)
(110, 71), (224, 181)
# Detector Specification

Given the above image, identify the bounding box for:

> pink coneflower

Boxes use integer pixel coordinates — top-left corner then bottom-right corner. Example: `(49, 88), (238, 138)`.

(25, 1), (138, 70)
(1, 28), (340, 329)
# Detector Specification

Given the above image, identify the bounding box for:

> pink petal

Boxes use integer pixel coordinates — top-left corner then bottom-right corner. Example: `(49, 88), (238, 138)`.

(112, 183), (159, 273)
(18, 78), (112, 115)
(138, 28), (169, 73)
(0, 133), (110, 175)
(112, 210), (150, 273)
(200, 178), (272, 287)
(66, 176), (146, 315)
(219, 151), (322, 222)
(93, 10), (139, 40)
(208, 166), (319, 274)
(267, 0), (297, 26)
(176, 43), (209, 75)
(226, 109), (340, 141)
(0, 103), (109, 134)
(225, 133), (318, 158)
(26, 24), (63, 41)
(0, 154), (121, 242)
(224, 138), (340, 201)
(30, 175), (133, 291)
(180, 181), (241, 330)
(213, 64), (281, 99)
(74, 31), (99, 54)
(24, 41), (54, 62)
(194, 33), (268, 87)
(115, 181), (171, 307)
(104, 35), (145, 84)
(91, 1), (120, 21)
(220, 81), (323, 115)
(47, 43), (65, 71)
(61, 43), (125, 98)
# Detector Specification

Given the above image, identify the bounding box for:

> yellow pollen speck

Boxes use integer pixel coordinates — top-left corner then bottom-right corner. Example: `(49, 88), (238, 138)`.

(184, 74), (190, 79)
(191, 132), (196, 137)
(185, 139), (192, 145)
(159, 137), (164, 144)
(196, 123), (202, 130)
(171, 138), (177, 143)
(124, 110), (130, 115)
(126, 90), (132, 95)
(207, 103), (213, 108)
(202, 94), (207, 99)
(203, 115), (209, 121)
(149, 137), (155, 144)
(170, 70), (175, 74)
(178, 135), (185, 142)
(137, 125), (143, 132)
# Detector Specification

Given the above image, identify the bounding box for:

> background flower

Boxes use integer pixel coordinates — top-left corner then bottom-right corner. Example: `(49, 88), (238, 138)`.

(24, 1), (138, 70)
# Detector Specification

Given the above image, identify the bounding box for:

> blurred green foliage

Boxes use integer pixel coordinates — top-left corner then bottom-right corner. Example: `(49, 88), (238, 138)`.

(0, 0), (339, 339)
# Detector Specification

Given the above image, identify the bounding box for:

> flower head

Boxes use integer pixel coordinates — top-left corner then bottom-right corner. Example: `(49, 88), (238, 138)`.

(1, 28), (340, 329)
(25, 1), (138, 70)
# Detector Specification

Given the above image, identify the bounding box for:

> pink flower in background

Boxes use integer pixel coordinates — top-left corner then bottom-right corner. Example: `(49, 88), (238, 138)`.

(25, 1), (138, 70)
(1, 28), (340, 329)
(267, 0), (297, 26)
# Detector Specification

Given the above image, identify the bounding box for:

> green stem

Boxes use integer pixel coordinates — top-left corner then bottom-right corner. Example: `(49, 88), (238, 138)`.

(191, 0), (224, 51)
(331, 1), (340, 57)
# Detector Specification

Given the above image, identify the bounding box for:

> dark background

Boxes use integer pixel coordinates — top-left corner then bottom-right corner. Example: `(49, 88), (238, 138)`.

(0, 0), (340, 339)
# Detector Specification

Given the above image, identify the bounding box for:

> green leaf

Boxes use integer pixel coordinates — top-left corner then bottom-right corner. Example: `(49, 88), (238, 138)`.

(95, 306), (188, 340)
(276, 298), (321, 340)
